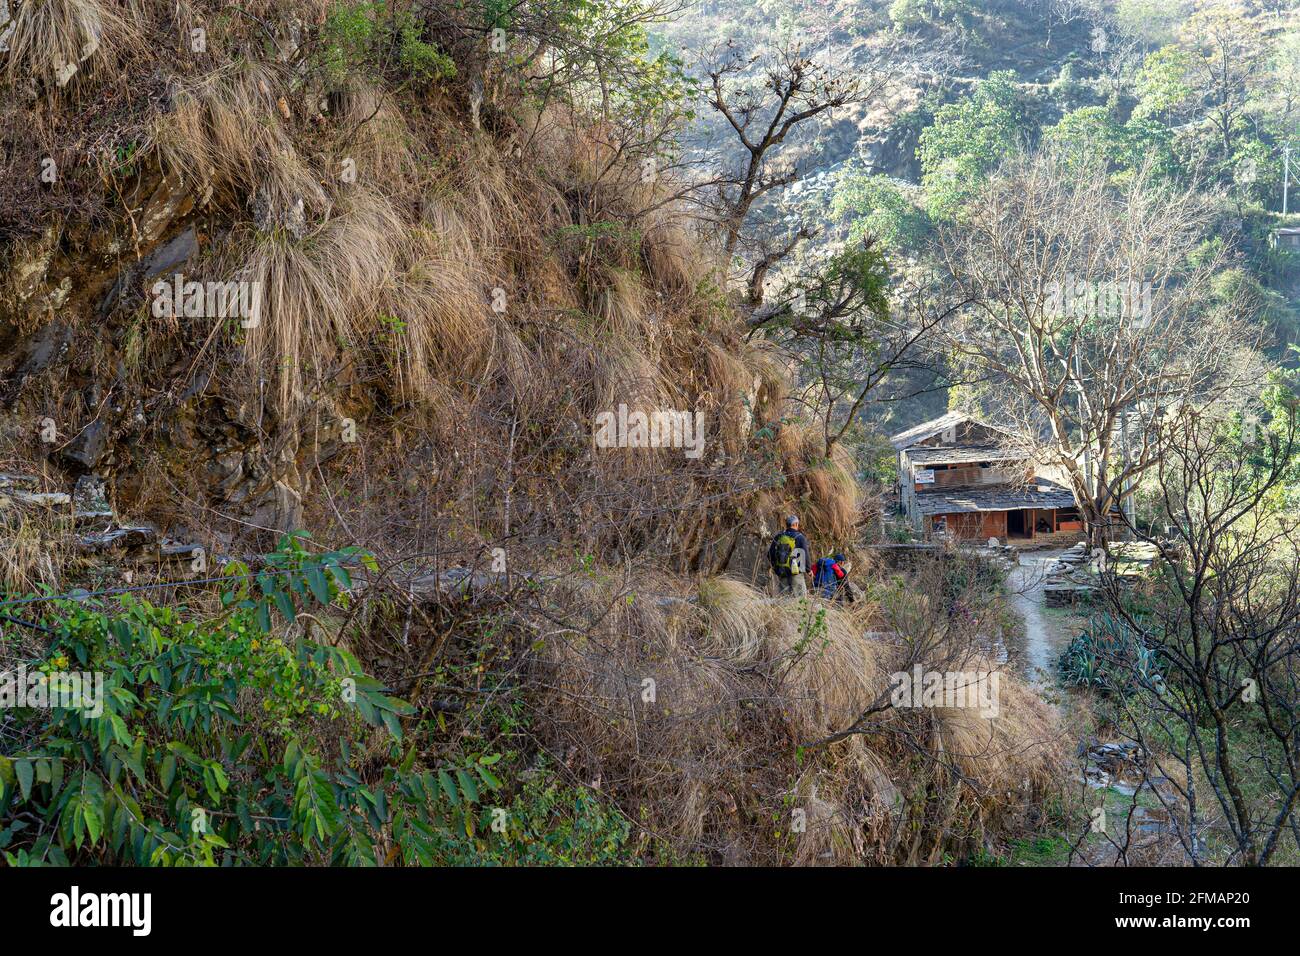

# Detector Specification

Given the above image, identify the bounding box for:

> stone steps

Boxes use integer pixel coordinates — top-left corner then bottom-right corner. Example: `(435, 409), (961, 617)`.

(1, 471), (204, 570)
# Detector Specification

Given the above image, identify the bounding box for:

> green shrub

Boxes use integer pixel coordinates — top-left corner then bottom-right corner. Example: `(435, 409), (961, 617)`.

(437, 760), (633, 866)
(0, 535), (497, 866)
(321, 1), (455, 88)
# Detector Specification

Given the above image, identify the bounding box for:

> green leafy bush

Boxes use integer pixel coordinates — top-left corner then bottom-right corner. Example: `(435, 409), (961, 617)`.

(321, 1), (455, 88)
(888, 0), (978, 33)
(917, 71), (1031, 220)
(831, 165), (931, 251)
(0, 535), (498, 866)
(436, 760), (632, 866)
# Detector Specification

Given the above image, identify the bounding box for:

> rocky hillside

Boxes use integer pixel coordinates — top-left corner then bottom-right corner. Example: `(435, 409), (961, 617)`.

(0, 0), (840, 570)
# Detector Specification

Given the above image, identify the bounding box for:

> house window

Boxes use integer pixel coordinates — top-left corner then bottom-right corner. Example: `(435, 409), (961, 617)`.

(932, 516), (947, 534)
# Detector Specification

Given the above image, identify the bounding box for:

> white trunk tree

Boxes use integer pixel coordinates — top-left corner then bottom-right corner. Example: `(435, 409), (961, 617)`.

(935, 150), (1265, 544)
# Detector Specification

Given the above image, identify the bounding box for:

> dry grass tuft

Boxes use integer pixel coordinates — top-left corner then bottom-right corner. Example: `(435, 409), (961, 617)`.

(0, 508), (67, 594)
(696, 576), (771, 662)
(371, 225), (494, 403)
(155, 60), (327, 219)
(532, 574), (1065, 865)
(321, 79), (416, 191)
(766, 420), (861, 544)
(232, 189), (403, 408)
(641, 214), (705, 294)
(3, 0), (143, 92)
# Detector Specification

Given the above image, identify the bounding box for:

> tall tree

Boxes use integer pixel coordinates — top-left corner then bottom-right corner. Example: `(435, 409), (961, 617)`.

(1091, 396), (1300, 865)
(916, 71), (1030, 221)
(1178, 2), (1268, 165)
(935, 149), (1264, 545)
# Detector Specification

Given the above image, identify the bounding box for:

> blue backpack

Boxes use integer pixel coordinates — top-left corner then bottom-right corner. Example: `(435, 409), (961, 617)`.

(813, 558), (839, 596)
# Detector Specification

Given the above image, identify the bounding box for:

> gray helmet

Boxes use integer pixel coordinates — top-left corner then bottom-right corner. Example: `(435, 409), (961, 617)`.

(786, 515), (800, 528)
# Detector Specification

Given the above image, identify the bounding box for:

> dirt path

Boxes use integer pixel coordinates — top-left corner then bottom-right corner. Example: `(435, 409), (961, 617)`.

(1005, 549), (1074, 689)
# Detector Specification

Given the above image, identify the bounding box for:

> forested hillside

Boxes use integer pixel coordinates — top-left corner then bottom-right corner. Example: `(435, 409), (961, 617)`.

(657, 0), (1300, 441)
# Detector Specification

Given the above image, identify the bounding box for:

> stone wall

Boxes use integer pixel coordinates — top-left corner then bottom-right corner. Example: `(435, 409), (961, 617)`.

(1006, 530), (1088, 550)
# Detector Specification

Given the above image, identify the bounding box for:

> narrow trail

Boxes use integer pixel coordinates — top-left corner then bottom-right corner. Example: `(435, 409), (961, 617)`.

(1005, 548), (1070, 690)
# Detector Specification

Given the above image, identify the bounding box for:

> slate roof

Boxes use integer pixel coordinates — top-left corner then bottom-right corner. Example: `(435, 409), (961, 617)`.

(888, 412), (969, 450)
(889, 412), (1021, 451)
(914, 480), (1077, 516)
(906, 445), (1026, 466)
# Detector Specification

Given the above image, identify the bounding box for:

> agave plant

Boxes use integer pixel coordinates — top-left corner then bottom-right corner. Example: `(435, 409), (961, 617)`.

(1057, 613), (1159, 695)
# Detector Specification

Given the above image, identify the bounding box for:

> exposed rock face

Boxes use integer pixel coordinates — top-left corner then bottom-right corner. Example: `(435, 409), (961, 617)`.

(0, 11), (804, 574)
(863, 119), (924, 182)
(6, 227), (59, 302)
(2, 489), (71, 510)
(0, 2), (13, 53)
(99, 226), (198, 315)
(2, 321), (73, 408)
(72, 475), (114, 527)
(0, 135), (331, 547)
(63, 419), (110, 470)
(134, 174), (196, 249)
(0, 468), (217, 572)
(250, 479), (304, 535)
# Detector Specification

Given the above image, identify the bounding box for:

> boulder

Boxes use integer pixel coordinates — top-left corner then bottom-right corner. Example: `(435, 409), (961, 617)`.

(62, 419), (110, 469)
(2, 489), (71, 510)
(77, 525), (157, 554)
(249, 478), (304, 535)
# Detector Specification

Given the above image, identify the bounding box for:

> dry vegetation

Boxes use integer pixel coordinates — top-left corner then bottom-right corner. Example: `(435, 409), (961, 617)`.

(0, 0), (1071, 864)
(2, 0), (146, 91)
(520, 557), (1065, 865)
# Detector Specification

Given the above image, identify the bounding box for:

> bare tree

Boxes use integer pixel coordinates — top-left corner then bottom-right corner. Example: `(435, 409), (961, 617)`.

(1086, 398), (1300, 865)
(702, 38), (888, 304)
(935, 149), (1265, 545)
(1042, 0), (1105, 45)
(1087, 7), (1149, 105)
(752, 238), (970, 457)
(1180, 2), (1269, 163)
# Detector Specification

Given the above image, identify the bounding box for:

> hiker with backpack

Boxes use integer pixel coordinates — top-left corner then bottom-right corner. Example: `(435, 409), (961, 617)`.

(769, 515), (812, 597)
(814, 552), (850, 600)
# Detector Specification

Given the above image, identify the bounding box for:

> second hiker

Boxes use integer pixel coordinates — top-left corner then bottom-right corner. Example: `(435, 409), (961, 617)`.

(814, 552), (850, 600)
